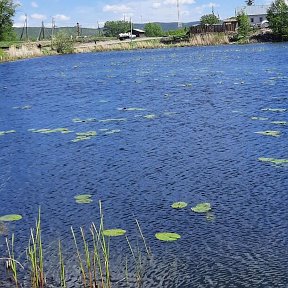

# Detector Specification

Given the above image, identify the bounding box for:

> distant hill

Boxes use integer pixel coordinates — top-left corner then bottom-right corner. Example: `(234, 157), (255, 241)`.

(14, 22), (200, 40)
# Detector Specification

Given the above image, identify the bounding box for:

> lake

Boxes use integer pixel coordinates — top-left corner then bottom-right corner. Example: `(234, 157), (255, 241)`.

(0, 43), (288, 287)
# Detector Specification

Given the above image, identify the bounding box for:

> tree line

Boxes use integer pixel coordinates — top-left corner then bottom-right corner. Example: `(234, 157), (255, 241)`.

(0, 0), (288, 42)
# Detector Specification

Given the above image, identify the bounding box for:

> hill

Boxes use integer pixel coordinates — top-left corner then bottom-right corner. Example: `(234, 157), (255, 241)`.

(14, 22), (199, 40)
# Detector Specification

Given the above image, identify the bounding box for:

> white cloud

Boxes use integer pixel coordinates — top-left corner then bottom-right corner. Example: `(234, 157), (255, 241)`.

(103, 4), (132, 14)
(163, 0), (196, 5)
(152, 2), (161, 9)
(31, 1), (38, 8)
(194, 2), (219, 15)
(30, 13), (47, 20)
(53, 14), (70, 21)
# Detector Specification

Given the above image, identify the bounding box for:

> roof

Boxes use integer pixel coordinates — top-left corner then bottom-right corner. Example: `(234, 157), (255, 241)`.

(236, 5), (269, 16)
(132, 29), (145, 33)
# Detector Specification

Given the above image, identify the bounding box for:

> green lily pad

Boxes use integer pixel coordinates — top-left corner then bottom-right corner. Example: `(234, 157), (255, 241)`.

(171, 202), (188, 209)
(258, 157), (288, 165)
(104, 129), (121, 135)
(99, 118), (126, 123)
(0, 130), (16, 136)
(155, 232), (181, 242)
(30, 128), (73, 134)
(251, 117), (268, 121)
(261, 108), (287, 112)
(271, 121), (287, 125)
(0, 214), (22, 222)
(255, 130), (281, 137)
(144, 114), (157, 120)
(103, 229), (126, 237)
(72, 131), (97, 142)
(74, 194), (93, 204)
(191, 203), (211, 213)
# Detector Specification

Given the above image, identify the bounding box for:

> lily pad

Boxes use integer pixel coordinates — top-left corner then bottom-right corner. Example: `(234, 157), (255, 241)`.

(103, 229), (126, 237)
(30, 128), (73, 134)
(144, 114), (157, 120)
(104, 129), (121, 135)
(155, 232), (181, 242)
(0, 214), (22, 222)
(0, 130), (16, 136)
(99, 118), (126, 123)
(255, 130), (281, 137)
(72, 131), (97, 142)
(74, 194), (93, 204)
(258, 157), (288, 165)
(171, 202), (188, 209)
(261, 108), (287, 112)
(191, 203), (211, 213)
(271, 121), (287, 125)
(251, 117), (268, 121)
(72, 118), (97, 123)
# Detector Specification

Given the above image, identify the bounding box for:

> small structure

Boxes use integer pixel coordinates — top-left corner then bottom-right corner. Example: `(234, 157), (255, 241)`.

(132, 29), (145, 38)
(222, 18), (238, 32)
(236, 5), (269, 27)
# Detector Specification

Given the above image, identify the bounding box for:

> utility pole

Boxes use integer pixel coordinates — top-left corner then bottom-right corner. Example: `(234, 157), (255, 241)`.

(177, 0), (182, 28)
(97, 21), (101, 36)
(76, 22), (80, 37)
(51, 17), (55, 49)
(37, 21), (45, 41)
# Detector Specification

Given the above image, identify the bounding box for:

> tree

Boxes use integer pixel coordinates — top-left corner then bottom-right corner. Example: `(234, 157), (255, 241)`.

(53, 31), (74, 54)
(200, 14), (220, 25)
(144, 23), (163, 37)
(237, 12), (252, 40)
(245, 0), (254, 6)
(103, 21), (130, 37)
(267, 0), (288, 39)
(0, 0), (17, 41)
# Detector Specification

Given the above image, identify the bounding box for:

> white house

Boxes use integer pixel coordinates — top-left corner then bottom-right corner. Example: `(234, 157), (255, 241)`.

(236, 5), (270, 26)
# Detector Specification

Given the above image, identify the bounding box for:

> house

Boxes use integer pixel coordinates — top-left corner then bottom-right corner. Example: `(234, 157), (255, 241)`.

(132, 29), (145, 38)
(236, 5), (270, 27)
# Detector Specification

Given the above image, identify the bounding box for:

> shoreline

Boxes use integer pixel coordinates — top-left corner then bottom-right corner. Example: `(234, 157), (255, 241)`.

(0, 32), (284, 63)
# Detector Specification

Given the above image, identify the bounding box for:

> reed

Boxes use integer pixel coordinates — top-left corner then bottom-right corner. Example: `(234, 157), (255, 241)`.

(58, 240), (66, 288)
(27, 208), (45, 288)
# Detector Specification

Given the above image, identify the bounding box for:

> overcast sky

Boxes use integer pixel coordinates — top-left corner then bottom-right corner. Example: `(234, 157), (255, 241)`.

(13, 0), (272, 28)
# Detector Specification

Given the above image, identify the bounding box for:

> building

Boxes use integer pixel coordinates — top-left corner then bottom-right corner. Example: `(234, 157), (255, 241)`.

(132, 29), (145, 38)
(236, 5), (269, 26)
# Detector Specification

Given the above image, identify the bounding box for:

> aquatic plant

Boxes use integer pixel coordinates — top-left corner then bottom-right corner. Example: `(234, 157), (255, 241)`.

(171, 202), (188, 209)
(261, 108), (287, 112)
(258, 157), (288, 165)
(104, 129), (121, 135)
(155, 232), (181, 242)
(30, 128), (73, 134)
(99, 118), (127, 123)
(27, 208), (45, 288)
(191, 203), (211, 213)
(72, 131), (97, 142)
(0, 214), (22, 222)
(103, 229), (126, 237)
(251, 117), (268, 121)
(72, 118), (97, 123)
(74, 194), (93, 204)
(143, 114), (157, 120)
(0, 130), (16, 136)
(271, 121), (287, 125)
(58, 240), (66, 288)
(255, 130), (281, 137)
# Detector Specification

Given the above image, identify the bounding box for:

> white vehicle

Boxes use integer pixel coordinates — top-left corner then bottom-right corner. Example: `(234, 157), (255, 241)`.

(119, 32), (136, 40)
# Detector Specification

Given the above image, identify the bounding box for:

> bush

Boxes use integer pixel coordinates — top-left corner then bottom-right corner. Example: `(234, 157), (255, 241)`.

(53, 32), (74, 54)
(144, 23), (163, 37)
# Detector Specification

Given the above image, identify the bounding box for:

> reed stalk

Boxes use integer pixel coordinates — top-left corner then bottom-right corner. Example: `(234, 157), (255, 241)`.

(58, 240), (66, 288)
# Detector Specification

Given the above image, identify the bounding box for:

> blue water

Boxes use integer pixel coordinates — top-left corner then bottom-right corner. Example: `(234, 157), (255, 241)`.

(0, 43), (288, 287)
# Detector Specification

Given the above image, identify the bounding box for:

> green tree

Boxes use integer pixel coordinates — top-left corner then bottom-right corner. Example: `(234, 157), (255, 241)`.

(267, 0), (288, 39)
(245, 0), (254, 6)
(0, 0), (17, 41)
(200, 14), (220, 25)
(103, 21), (130, 37)
(237, 12), (252, 40)
(53, 31), (74, 54)
(144, 23), (163, 37)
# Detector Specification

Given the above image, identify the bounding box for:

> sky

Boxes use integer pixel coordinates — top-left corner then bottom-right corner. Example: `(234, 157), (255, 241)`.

(13, 0), (272, 28)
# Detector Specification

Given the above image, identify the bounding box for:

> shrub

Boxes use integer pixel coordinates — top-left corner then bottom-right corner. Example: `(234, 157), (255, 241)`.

(53, 31), (74, 54)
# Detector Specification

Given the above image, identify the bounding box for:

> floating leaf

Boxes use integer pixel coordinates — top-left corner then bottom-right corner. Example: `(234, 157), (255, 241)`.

(30, 128), (73, 134)
(191, 203), (211, 213)
(171, 202), (188, 209)
(103, 229), (126, 237)
(104, 129), (121, 135)
(155, 232), (181, 242)
(0, 130), (16, 136)
(74, 194), (93, 204)
(99, 118), (126, 123)
(251, 117), (268, 121)
(72, 131), (97, 142)
(258, 157), (288, 165)
(72, 118), (97, 123)
(271, 121), (287, 125)
(261, 108), (287, 112)
(255, 130), (281, 137)
(144, 114), (156, 120)
(13, 105), (32, 110)
(0, 214), (22, 222)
